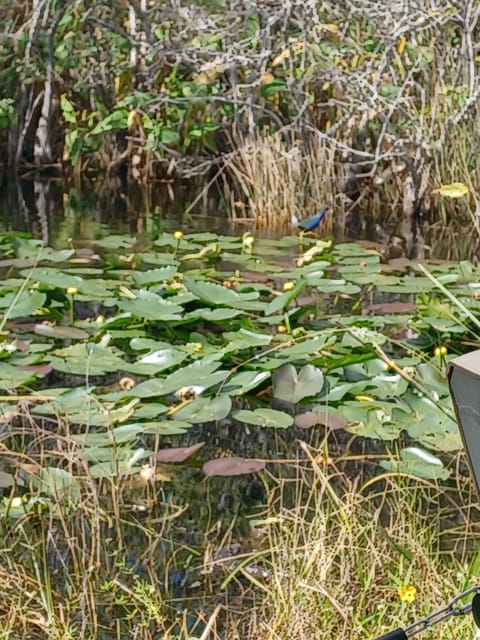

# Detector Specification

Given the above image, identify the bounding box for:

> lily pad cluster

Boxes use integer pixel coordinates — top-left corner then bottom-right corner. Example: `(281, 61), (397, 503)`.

(0, 231), (476, 484)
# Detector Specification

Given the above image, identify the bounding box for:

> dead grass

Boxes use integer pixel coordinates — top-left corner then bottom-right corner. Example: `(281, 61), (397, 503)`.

(1, 424), (480, 640)
(225, 133), (337, 233)
(242, 447), (480, 640)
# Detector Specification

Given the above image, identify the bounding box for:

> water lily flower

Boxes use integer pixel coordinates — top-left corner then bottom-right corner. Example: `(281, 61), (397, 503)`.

(173, 230), (184, 241)
(66, 286), (78, 296)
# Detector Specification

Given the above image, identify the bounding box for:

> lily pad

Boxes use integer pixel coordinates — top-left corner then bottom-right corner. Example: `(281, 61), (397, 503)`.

(174, 395), (232, 422)
(132, 266), (178, 284)
(380, 447), (449, 480)
(272, 364), (324, 403)
(0, 290), (46, 319)
(27, 467), (81, 504)
(155, 442), (205, 463)
(133, 361), (229, 398)
(203, 457), (266, 476)
(233, 408), (294, 428)
(294, 408), (347, 430)
(34, 324), (89, 340)
(117, 290), (183, 321)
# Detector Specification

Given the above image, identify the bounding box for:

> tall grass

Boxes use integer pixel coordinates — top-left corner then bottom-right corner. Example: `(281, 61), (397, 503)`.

(225, 133), (337, 232)
(1, 421), (479, 639)
(244, 448), (480, 640)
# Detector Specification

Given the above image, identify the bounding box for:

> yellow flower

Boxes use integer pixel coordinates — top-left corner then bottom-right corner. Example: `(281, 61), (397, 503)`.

(277, 324), (287, 333)
(398, 585), (417, 604)
(66, 286), (78, 296)
(434, 345), (447, 357)
(173, 230), (184, 241)
(355, 394), (374, 402)
(283, 281), (295, 291)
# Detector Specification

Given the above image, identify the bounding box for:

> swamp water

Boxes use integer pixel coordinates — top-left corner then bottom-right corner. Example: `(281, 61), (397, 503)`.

(0, 176), (479, 638)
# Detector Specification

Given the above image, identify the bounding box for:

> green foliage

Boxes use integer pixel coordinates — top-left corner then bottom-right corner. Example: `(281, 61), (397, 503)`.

(0, 230), (478, 483)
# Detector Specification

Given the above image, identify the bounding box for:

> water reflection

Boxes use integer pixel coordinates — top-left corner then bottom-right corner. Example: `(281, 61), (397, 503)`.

(0, 172), (478, 260)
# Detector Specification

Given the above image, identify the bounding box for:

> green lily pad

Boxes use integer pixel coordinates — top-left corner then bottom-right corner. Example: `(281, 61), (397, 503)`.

(126, 348), (188, 375)
(173, 395), (232, 422)
(22, 268), (84, 290)
(117, 290), (183, 321)
(133, 361), (229, 398)
(223, 370), (270, 395)
(272, 364), (324, 403)
(223, 328), (272, 351)
(0, 361), (36, 389)
(380, 447), (449, 480)
(132, 266), (178, 285)
(233, 408), (293, 428)
(0, 290), (46, 319)
(48, 343), (126, 375)
(184, 276), (260, 309)
(27, 467), (81, 504)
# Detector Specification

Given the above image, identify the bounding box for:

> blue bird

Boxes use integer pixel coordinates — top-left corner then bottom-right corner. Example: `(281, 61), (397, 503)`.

(296, 204), (332, 232)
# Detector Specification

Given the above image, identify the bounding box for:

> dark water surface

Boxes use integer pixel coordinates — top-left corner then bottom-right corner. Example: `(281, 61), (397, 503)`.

(1, 172), (470, 260)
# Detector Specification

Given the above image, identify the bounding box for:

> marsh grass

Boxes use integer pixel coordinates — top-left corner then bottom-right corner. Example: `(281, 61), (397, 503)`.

(245, 446), (480, 640)
(225, 133), (337, 232)
(1, 422), (480, 640)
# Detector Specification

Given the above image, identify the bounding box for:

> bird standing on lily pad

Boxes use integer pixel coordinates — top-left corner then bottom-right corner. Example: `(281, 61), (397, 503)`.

(294, 204), (332, 233)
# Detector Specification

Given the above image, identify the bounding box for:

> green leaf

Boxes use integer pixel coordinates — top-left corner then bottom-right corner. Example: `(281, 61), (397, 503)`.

(142, 420), (192, 435)
(380, 447), (449, 480)
(342, 401), (406, 440)
(183, 308), (242, 322)
(233, 408), (293, 428)
(132, 266), (178, 285)
(48, 343), (126, 376)
(117, 290), (183, 321)
(272, 364), (324, 403)
(0, 290), (46, 319)
(184, 276), (260, 309)
(96, 235), (136, 250)
(72, 423), (144, 446)
(0, 362), (36, 389)
(90, 109), (129, 135)
(223, 370), (270, 395)
(264, 279), (307, 316)
(261, 79), (287, 99)
(133, 361), (229, 397)
(88, 460), (142, 479)
(157, 128), (177, 145)
(174, 395), (232, 422)
(223, 328), (272, 351)
(12, 238), (74, 262)
(126, 348), (188, 375)
(404, 395), (460, 451)
(60, 94), (77, 124)
(24, 268), (83, 290)
(28, 467), (81, 504)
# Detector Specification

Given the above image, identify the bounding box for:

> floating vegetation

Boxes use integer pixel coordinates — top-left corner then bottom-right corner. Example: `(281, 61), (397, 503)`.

(0, 230), (477, 495)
